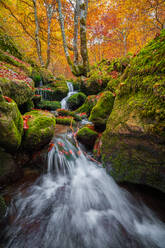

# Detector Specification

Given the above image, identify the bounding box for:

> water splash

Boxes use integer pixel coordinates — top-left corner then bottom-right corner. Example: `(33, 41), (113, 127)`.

(61, 82), (77, 109)
(4, 134), (165, 248)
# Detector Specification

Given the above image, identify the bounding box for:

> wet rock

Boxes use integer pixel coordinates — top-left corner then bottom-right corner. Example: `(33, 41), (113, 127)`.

(77, 127), (98, 150)
(101, 30), (165, 192)
(67, 92), (86, 111)
(0, 148), (22, 186)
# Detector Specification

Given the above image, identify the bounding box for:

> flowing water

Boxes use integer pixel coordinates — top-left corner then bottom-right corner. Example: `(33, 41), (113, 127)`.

(61, 82), (77, 109)
(3, 133), (165, 248)
(35, 89), (52, 101)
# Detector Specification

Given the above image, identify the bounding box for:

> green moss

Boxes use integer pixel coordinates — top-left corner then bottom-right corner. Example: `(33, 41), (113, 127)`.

(117, 30), (165, 136)
(80, 69), (110, 95)
(105, 78), (120, 93)
(101, 131), (165, 192)
(56, 109), (82, 121)
(0, 98), (23, 152)
(0, 49), (32, 75)
(0, 31), (22, 59)
(101, 31), (165, 192)
(56, 117), (76, 126)
(77, 127), (98, 149)
(36, 100), (61, 111)
(31, 67), (54, 86)
(76, 95), (97, 116)
(67, 92), (86, 110)
(107, 56), (131, 73)
(0, 77), (34, 107)
(89, 91), (115, 131)
(38, 79), (68, 101)
(22, 110), (56, 151)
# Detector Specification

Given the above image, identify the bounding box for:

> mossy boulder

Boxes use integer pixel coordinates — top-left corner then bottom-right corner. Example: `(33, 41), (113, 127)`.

(36, 100), (61, 111)
(89, 91), (115, 131)
(0, 95), (23, 152)
(76, 95), (98, 117)
(77, 127), (98, 149)
(0, 77), (34, 107)
(22, 110), (56, 151)
(101, 30), (165, 192)
(56, 117), (76, 126)
(101, 98), (165, 192)
(37, 79), (68, 101)
(56, 109), (82, 121)
(80, 71), (110, 96)
(67, 92), (86, 110)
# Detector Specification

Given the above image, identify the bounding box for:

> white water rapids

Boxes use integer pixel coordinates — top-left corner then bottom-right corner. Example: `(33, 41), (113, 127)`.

(3, 132), (165, 248)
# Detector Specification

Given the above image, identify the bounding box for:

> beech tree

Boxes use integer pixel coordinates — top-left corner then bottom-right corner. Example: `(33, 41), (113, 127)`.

(57, 0), (89, 76)
(0, 0), (56, 68)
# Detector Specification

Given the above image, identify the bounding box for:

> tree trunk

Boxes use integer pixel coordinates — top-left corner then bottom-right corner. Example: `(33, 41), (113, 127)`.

(79, 0), (89, 76)
(32, 0), (44, 67)
(73, 0), (79, 65)
(57, 0), (72, 68)
(45, 2), (55, 68)
(57, 0), (89, 77)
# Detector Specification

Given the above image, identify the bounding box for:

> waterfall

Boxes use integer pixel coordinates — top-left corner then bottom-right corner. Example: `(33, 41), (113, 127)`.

(61, 82), (77, 109)
(35, 89), (52, 101)
(39, 79), (43, 87)
(4, 133), (165, 248)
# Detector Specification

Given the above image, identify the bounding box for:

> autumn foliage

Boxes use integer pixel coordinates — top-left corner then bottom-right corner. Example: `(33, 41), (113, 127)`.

(0, 0), (164, 76)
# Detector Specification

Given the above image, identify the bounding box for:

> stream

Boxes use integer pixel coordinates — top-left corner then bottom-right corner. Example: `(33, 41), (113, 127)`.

(2, 131), (165, 248)
(2, 83), (165, 248)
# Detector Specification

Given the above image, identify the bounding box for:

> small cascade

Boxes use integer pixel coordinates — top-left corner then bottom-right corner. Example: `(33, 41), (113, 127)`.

(39, 79), (43, 87)
(35, 88), (52, 101)
(61, 82), (77, 109)
(3, 133), (165, 248)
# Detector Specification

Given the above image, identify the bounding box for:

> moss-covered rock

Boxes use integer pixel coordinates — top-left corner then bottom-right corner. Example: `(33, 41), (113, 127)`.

(89, 91), (115, 131)
(101, 30), (165, 192)
(56, 117), (76, 126)
(56, 109), (82, 121)
(101, 99), (165, 192)
(77, 127), (98, 149)
(22, 110), (56, 151)
(67, 92), (86, 110)
(36, 79), (69, 101)
(0, 77), (34, 107)
(80, 71), (110, 96)
(0, 96), (23, 152)
(36, 100), (61, 111)
(76, 95), (98, 117)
